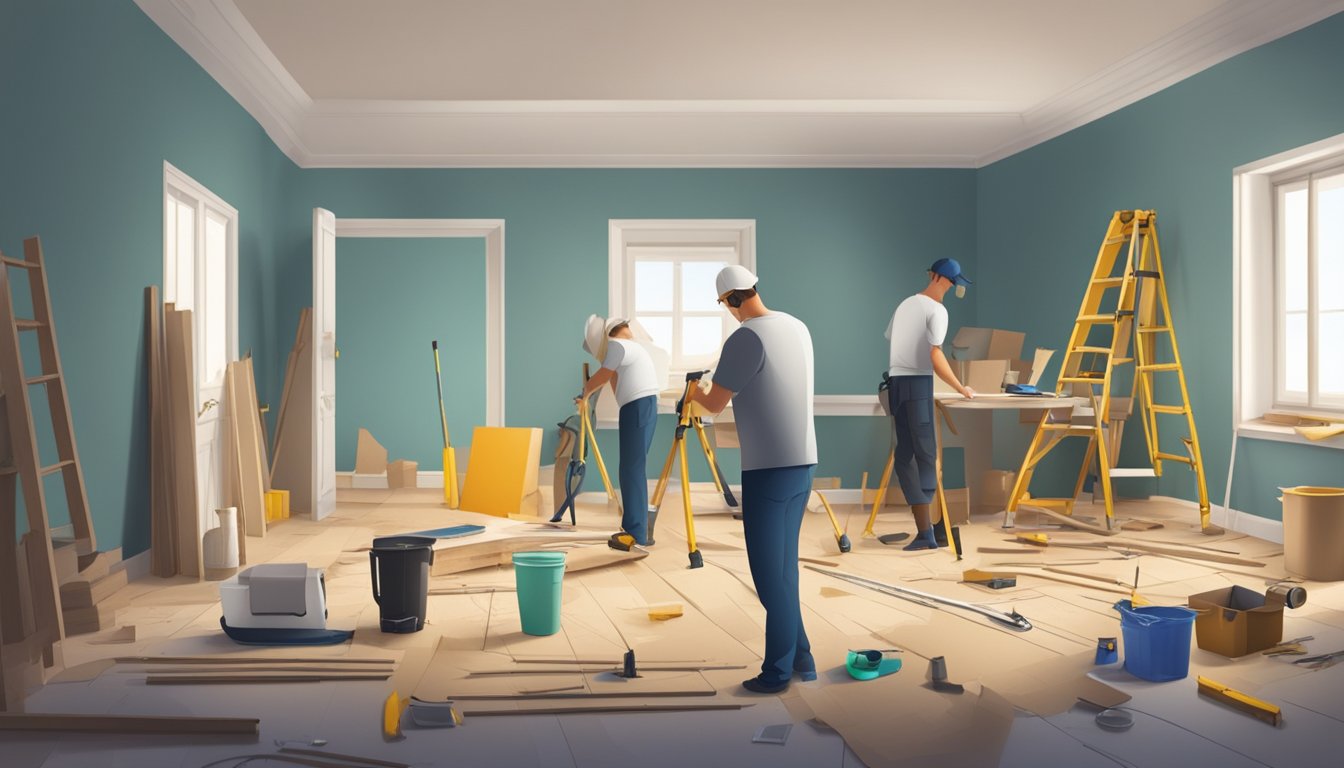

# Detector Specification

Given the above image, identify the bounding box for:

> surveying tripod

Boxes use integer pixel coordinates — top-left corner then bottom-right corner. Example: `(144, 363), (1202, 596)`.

(649, 371), (739, 568)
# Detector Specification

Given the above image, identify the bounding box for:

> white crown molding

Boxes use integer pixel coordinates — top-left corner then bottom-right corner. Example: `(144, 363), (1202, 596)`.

(139, 0), (1344, 169)
(977, 0), (1344, 166)
(136, 0), (312, 164)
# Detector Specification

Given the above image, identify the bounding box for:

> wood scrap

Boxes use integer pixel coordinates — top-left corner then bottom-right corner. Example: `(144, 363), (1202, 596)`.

(355, 428), (389, 474)
(115, 656), (395, 666)
(1121, 519), (1164, 531)
(271, 309), (313, 514)
(1016, 505), (1118, 536)
(1042, 567), (1127, 586)
(225, 359), (266, 543)
(58, 568), (127, 609)
(86, 625), (136, 645)
(462, 704), (748, 717)
(163, 307), (203, 578)
(466, 664), (746, 677)
(1015, 569), (1129, 595)
(278, 748), (409, 768)
(978, 547), (1041, 555)
(798, 557), (840, 567)
(147, 673), (390, 685)
(1054, 539), (1266, 568)
(445, 689), (717, 700)
(145, 286), (176, 577)
(0, 712), (258, 735)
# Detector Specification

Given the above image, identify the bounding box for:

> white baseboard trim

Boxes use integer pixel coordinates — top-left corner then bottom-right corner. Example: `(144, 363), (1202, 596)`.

(117, 548), (152, 582)
(1152, 495), (1283, 544)
(337, 470), (452, 489)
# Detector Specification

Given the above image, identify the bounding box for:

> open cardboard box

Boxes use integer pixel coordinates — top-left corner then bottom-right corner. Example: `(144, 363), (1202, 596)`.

(1188, 585), (1284, 658)
(936, 326), (1052, 394)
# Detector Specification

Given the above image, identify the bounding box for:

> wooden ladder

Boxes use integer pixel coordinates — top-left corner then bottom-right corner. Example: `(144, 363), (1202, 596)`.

(3, 236), (98, 706)
(1004, 211), (1216, 532)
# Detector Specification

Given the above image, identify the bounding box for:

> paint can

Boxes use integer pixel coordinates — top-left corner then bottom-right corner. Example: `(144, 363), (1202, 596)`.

(1095, 636), (1118, 665)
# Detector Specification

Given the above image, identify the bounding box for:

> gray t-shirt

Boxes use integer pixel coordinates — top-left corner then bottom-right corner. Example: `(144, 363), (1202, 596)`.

(711, 312), (817, 472)
(601, 339), (661, 407)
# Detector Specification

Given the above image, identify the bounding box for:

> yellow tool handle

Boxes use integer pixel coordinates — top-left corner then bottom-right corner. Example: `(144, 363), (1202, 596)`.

(1197, 676), (1281, 725)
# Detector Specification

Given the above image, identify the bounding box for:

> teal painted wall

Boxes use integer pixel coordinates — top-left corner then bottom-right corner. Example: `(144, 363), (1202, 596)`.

(0, 0), (296, 554)
(977, 12), (1344, 521)
(290, 169), (977, 490)
(334, 237), (487, 471)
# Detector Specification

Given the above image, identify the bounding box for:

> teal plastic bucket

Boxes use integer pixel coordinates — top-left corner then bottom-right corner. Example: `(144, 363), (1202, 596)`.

(513, 552), (566, 636)
(1114, 600), (1197, 682)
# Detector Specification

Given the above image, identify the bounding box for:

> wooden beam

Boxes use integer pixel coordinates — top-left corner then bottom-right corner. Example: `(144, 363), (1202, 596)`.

(0, 712), (258, 735)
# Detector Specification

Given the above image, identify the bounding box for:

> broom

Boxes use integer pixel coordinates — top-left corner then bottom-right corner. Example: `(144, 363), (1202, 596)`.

(432, 341), (459, 508)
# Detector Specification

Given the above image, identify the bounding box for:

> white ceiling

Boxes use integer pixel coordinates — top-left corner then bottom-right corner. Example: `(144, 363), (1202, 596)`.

(137, 0), (1344, 168)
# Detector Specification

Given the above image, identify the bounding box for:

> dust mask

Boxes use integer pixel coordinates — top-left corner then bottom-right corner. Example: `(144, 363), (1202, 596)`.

(955, 284), (966, 299)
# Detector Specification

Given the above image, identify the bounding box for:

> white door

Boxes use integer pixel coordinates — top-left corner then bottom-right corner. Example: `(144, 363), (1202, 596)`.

(312, 208), (337, 520)
(164, 165), (237, 545)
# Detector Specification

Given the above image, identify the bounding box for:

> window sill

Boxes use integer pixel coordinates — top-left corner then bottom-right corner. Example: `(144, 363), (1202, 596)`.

(1238, 420), (1344, 450)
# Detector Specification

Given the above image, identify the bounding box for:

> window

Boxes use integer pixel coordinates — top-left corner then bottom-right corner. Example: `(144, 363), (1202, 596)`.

(164, 162), (238, 394)
(1275, 170), (1344, 409)
(1235, 134), (1344, 442)
(609, 220), (756, 377)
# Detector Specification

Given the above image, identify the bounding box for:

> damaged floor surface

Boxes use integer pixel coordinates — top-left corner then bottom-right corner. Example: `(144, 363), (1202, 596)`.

(5, 485), (1344, 767)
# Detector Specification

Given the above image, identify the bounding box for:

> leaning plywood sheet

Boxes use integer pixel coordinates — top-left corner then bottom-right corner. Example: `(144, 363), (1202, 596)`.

(163, 308), (202, 578)
(225, 360), (265, 542)
(145, 286), (176, 577)
(355, 428), (388, 475)
(271, 309), (313, 516)
(459, 427), (543, 518)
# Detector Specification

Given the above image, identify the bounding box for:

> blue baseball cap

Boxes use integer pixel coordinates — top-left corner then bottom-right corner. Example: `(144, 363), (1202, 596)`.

(929, 258), (972, 287)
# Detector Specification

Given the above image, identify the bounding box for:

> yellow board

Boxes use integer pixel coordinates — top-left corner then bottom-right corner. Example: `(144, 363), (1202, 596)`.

(264, 490), (290, 523)
(458, 427), (542, 518)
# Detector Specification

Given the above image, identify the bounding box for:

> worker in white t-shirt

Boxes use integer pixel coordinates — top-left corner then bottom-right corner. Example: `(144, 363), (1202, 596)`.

(883, 258), (975, 551)
(578, 317), (662, 546)
(685, 265), (818, 695)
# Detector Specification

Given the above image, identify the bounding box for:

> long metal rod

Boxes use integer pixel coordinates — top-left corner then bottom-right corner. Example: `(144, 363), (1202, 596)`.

(805, 565), (1033, 632)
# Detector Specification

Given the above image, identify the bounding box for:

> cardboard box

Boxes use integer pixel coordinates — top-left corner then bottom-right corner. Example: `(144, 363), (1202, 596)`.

(387, 459), (419, 489)
(951, 328), (1024, 362)
(1188, 586), (1283, 658)
(980, 470), (1017, 511)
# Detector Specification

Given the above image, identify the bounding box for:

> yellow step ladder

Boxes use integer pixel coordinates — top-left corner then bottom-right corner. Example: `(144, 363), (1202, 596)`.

(1004, 210), (1217, 533)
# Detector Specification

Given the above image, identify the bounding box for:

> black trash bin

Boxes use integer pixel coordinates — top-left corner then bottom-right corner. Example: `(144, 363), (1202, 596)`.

(369, 535), (436, 633)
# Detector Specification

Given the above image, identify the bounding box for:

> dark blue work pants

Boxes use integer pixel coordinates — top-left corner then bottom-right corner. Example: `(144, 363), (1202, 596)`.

(617, 395), (658, 545)
(888, 375), (937, 506)
(741, 464), (816, 685)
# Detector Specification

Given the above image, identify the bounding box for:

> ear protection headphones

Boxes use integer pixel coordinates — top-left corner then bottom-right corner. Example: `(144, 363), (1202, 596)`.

(725, 291), (744, 309)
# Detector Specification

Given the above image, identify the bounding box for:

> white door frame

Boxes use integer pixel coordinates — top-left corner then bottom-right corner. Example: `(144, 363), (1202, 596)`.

(331, 218), (506, 426)
(313, 217), (507, 503)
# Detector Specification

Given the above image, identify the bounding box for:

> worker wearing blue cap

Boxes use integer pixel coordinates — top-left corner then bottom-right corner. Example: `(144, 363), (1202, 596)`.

(883, 258), (975, 550)
(686, 265), (817, 694)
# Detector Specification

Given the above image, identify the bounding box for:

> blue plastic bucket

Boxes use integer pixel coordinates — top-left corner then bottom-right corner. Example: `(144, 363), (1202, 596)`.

(1114, 600), (1197, 682)
(513, 551), (566, 636)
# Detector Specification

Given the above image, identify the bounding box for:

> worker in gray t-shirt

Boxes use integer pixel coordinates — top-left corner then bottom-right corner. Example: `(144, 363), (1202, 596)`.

(685, 265), (817, 695)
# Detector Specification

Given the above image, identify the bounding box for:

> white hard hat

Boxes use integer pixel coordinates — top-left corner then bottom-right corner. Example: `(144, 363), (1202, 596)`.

(715, 265), (758, 298)
(604, 317), (630, 336)
(582, 314), (607, 362)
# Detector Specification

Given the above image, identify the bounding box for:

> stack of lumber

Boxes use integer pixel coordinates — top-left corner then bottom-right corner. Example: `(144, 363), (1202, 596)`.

(54, 544), (126, 636)
(270, 309), (313, 516)
(146, 289), (275, 579)
(146, 290), (202, 578)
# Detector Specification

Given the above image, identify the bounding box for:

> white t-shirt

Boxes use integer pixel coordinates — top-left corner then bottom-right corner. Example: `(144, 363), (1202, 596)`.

(885, 294), (948, 376)
(601, 339), (662, 407)
(711, 313), (817, 472)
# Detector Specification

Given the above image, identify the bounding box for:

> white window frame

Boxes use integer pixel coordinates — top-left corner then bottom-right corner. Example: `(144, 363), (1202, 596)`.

(1233, 132), (1344, 448)
(163, 161), (239, 387)
(609, 219), (756, 378)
